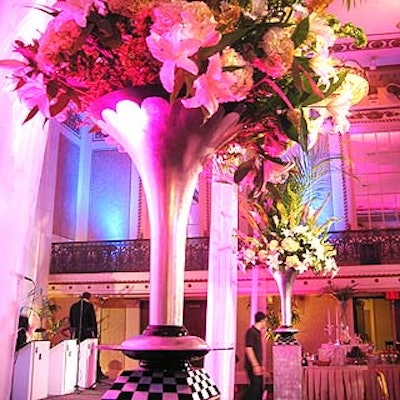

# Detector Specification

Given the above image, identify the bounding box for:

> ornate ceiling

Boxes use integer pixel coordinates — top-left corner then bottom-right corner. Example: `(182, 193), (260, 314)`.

(327, 0), (400, 132)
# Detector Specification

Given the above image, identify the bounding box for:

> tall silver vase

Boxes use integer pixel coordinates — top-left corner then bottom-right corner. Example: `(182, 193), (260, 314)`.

(272, 268), (298, 337)
(89, 86), (240, 365)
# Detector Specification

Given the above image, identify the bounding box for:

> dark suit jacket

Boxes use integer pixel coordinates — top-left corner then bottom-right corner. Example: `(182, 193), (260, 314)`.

(69, 299), (98, 341)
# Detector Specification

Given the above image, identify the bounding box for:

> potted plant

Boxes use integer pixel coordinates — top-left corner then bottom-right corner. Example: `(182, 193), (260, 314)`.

(22, 286), (68, 341)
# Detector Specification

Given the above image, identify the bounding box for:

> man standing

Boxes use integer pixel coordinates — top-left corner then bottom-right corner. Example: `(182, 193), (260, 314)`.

(69, 292), (98, 341)
(69, 292), (107, 381)
(244, 311), (267, 400)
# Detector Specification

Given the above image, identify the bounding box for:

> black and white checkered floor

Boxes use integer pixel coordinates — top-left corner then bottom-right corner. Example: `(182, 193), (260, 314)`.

(102, 369), (219, 400)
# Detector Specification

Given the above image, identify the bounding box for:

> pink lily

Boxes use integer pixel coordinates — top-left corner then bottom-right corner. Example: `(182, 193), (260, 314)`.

(146, 29), (201, 93)
(182, 53), (240, 117)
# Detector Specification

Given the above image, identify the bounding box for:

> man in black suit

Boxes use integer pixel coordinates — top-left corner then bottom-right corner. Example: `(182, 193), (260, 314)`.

(69, 292), (107, 381)
(69, 292), (98, 341)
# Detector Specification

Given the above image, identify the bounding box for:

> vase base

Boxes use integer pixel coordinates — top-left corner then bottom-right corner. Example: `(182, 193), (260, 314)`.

(117, 325), (209, 367)
(274, 326), (299, 345)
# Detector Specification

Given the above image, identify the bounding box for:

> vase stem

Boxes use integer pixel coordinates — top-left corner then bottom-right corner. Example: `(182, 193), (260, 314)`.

(142, 163), (200, 326)
(89, 88), (240, 327)
(272, 269), (298, 330)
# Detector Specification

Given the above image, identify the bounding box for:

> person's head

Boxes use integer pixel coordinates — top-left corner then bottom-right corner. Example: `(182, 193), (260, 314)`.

(254, 311), (267, 329)
(82, 291), (91, 300)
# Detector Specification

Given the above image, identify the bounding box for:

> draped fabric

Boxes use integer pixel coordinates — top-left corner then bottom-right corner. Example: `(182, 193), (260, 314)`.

(303, 365), (400, 400)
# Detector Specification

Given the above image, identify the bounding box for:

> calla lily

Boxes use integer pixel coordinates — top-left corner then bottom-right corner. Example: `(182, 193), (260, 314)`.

(17, 74), (51, 118)
(0, 60), (26, 70)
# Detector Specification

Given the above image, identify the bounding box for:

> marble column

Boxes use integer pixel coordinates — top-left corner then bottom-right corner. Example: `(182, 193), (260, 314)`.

(250, 265), (260, 321)
(328, 132), (353, 230)
(0, 2), (51, 397)
(204, 175), (238, 400)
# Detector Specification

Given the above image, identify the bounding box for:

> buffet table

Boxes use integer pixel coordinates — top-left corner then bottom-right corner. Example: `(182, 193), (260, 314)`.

(302, 365), (400, 400)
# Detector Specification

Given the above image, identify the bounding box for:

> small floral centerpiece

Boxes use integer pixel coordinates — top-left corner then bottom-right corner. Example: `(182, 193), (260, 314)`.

(2, 0), (366, 161)
(237, 199), (338, 276)
(237, 143), (339, 277)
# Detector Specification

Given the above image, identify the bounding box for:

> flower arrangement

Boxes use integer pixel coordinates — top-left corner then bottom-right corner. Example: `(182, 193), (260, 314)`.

(237, 142), (339, 276)
(3, 0), (366, 155)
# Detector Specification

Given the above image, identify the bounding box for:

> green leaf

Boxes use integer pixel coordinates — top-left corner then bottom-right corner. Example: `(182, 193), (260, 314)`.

(292, 62), (304, 92)
(49, 94), (70, 117)
(170, 68), (188, 103)
(198, 26), (253, 60)
(234, 159), (254, 184)
(72, 23), (94, 54)
(292, 17), (309, 48)
(298, 63), (325, 99)
(298, 113), (309, 152)
(47, 80), (59, 99)
(302, 71), (347, 106)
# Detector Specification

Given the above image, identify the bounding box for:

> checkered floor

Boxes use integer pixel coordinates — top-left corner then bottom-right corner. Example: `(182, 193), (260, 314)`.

(102, 369), (219, 400)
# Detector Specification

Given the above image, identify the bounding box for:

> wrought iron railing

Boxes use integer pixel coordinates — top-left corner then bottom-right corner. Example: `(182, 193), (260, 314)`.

(50, 237), (209, 274)
(50, 229), (400, 274)
(329, 229), (400, 266)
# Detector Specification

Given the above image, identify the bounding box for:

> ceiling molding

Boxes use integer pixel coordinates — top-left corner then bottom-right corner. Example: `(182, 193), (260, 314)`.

(48, 265), (400, 298)
(349, 106), (400, 133)
(333, 35), (400, 56)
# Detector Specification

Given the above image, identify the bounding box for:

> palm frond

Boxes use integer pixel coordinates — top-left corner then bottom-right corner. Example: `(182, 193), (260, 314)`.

(343, 0), (362, 11)
(323, 284), (357, 301)
(240, 136), (342, 234)
(276, 137), (339, 220)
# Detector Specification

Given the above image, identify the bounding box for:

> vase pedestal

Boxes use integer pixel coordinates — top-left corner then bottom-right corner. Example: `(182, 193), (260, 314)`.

(273, 335), (302, 400)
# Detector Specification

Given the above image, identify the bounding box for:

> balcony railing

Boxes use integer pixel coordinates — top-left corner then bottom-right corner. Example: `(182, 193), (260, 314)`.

(50, 229), (400, 274)
(50, 237), (209, 274)
(329, 229), (400, 266)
